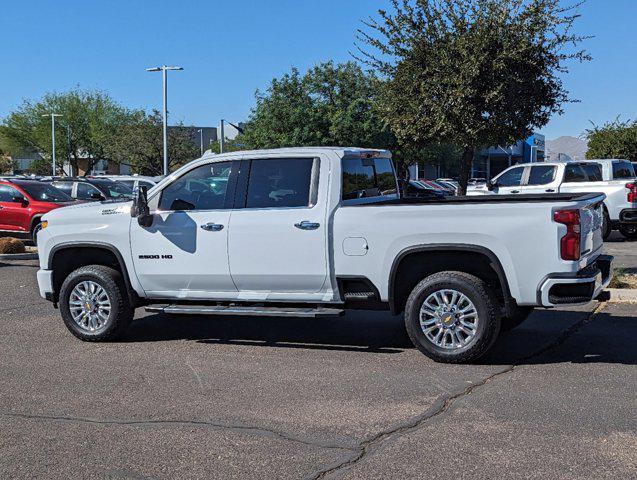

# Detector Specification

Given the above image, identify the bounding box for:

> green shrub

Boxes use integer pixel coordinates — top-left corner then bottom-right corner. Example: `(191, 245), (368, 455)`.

(0, 237), (26, 254)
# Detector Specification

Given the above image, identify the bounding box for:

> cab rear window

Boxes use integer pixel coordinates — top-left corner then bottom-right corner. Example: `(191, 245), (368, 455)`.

(342, 157), (397, 202)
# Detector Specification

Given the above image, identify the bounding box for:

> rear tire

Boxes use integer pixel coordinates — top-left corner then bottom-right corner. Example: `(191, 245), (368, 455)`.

(618, 224), (637, 240)
(500, 306), (534, 332)
(404, 271), (501, 363)
(601, 209), (612, 240)
(59, 265), (133, 341)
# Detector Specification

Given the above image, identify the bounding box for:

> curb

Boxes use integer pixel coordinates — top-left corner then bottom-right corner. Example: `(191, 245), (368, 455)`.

(0, 253), (39, 261)
(606, 288), (637, 303)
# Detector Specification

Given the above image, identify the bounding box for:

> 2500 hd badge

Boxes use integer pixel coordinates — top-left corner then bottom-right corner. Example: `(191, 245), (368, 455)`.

(138, 254), (173, 260)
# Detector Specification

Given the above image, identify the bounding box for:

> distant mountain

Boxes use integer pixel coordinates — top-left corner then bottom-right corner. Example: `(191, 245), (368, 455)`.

(546, 136), (588, 161)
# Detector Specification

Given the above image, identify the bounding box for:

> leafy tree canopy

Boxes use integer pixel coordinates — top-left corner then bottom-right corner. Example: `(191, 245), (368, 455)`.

(0, 88), (135, 174)
(241, 61), (396, 151)
(357, 0), (589, 192)
(585, 119), (637, 161)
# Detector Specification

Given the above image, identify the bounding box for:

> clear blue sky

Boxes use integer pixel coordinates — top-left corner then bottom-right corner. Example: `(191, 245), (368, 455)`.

(1, 0), (635, 140)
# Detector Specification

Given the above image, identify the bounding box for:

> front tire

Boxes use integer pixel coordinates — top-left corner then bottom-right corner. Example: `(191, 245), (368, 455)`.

(59, 265), (133, 341)
(618, 224), (637, 240)
(404, 271), (501, 363)
(601, 209), (612, 240)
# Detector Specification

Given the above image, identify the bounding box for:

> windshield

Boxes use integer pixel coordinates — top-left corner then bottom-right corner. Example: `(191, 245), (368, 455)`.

(89, 179), (133, 199)
(16, 183), (73, 202)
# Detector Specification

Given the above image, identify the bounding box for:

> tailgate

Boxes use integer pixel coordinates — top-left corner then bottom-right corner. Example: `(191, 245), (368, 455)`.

(579, 197), (605, 259)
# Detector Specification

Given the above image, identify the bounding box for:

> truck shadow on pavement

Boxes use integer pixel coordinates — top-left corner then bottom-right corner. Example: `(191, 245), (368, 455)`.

(123, 307), (637, 365)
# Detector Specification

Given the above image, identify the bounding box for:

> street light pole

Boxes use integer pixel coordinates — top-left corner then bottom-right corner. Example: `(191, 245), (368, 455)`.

(197, 129), (204, 155)
(42, 113), (62, 176)
(219, 119), (225, 153)
(146, 65), (183, 175)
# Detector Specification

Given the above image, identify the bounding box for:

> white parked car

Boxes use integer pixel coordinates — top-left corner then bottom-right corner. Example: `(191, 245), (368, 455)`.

(36, 148), (611, 363)
(98, 175), (157, 190)
(468, 160), (637, 239)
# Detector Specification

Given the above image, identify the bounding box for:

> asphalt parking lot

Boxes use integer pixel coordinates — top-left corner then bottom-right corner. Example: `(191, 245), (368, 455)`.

(1, 238), (635, 479)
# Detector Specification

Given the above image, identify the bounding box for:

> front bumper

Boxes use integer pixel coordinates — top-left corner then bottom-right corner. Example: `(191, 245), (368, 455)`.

(37, 269), (54, 300)
(538, 255), (613, 307)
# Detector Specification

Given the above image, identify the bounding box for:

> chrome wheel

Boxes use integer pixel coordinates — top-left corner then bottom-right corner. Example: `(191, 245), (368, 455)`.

(69, 281), (111, 332)
(419, 289), (478, 350)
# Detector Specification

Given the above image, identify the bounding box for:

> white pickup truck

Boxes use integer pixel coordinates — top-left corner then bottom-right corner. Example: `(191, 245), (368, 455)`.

(469, 159), (637, 239)
(36, 148), (612, 363)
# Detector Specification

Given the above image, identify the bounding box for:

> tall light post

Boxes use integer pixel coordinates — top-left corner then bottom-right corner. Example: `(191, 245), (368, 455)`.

(146, 65), (183, 175)
(42, 113), (62, 176)
(197, 128), (204, 155)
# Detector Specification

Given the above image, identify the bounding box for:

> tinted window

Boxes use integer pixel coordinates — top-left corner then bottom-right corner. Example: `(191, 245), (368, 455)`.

(159, 161), (232, 211)
(77, 182), (103, 200)
(563, 164), (587, 183)
(496, 167), (524, 187)
(0, 185), (22, 202)
(527, 166), (556, 185)
(52, 182), (73, 195)
(582, 163), (603, 182)
(342, 157), (397, 200)
(245, 158), (315, 209)
(89, 179), (133, 199)
(612, 161), (636, 179)
(15, 182), (72, 202)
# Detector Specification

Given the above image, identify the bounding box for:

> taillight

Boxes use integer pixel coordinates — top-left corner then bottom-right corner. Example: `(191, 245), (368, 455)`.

(554, 209), (581, 261)
(626, 183), (637, 203)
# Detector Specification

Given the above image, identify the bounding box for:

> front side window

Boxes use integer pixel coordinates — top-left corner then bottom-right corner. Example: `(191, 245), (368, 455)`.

(612, 161), (636, 179)
(563, 164), (587, 183)
(76, 182), (104, 200)
(89, 179), (133, 199)
(52, 182), (73, 196)
(496, 167), (524, 187)
(342, 157), (397, 201)
(17, 183), (72, 202)
(527, 166), (556, 185)
(0, 185), (22, 202)
(245, 158), (316, 209)
(582, 163), (603, 182)
(159, 161), (233, 211)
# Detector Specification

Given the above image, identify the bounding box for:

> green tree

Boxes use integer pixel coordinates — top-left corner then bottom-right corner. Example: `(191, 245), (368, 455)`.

(241, 61), (396, 151)
(585, 119), (637, 161)
(103, 110), (201, 176)
(0, 88), (134, 175)
(357, 0), (590, 193)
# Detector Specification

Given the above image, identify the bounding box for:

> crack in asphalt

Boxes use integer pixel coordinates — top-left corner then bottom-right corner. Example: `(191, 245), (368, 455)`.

(310, 302), (607, 480)
(1, 412), (357, 453)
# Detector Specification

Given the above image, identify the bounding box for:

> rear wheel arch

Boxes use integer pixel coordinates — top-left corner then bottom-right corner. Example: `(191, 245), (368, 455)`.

(48, 243), (137, 305)
(388, 244), (513, 315)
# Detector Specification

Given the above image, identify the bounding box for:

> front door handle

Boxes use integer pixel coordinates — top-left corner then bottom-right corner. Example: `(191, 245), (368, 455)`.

(294, 221), (320, 230)
(200, 222), (224, 231)
(545, 189), (555, 193)
(511, 190), (520, 194)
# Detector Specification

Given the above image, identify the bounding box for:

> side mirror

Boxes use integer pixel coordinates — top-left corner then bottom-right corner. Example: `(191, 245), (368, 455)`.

(486, 180), (497, 191)
(90, 192), (105, 200)
(12, 195), (28, 206)
(131, 185), (153, 227)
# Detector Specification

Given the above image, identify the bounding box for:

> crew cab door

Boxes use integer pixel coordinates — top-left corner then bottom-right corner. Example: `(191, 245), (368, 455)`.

(130, 160), (238, 298)
(520, 164), (560, 194)
(493, 166), (525, 194)
(228, 156), (328, 295)
(0, 184), (30, 232)
(558, 163), (604, 195)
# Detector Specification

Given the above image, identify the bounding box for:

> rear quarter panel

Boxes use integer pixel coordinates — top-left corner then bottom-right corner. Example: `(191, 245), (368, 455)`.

(333, 199), (591, 305)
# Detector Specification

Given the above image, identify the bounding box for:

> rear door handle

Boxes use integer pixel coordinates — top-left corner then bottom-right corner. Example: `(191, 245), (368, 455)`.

(200, 222), (224, 231)
(511, 190), (520, 194)
(545, 189), (555, 193)
(294, 221), (320, 230)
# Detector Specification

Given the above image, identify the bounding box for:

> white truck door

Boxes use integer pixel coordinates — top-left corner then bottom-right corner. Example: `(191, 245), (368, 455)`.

(521, 164), (560, 194)
(228, 157), (327, 294)
(493, 165), (525, 194)
(130, 161), (238, 297)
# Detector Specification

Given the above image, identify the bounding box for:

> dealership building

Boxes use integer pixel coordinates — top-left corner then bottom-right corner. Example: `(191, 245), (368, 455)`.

(409, 133), (546, 180)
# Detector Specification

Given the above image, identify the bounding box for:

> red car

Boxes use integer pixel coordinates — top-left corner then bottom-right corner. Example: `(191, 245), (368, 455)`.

(0, 179), (76, 241)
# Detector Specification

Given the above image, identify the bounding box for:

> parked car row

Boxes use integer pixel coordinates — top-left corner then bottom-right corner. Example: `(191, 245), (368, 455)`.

(0, 174), (158, 242)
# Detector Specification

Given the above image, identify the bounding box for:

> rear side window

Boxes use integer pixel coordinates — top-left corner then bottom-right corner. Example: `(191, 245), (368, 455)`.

(563, 164), (587, 183)
(495, 167), (524, 187)
(527, 166), (556, 185)
(52, 182), (73, 195)
(612, 161), (636, 179)
(342, 157), (397, 201)
(582, 163), (603, 182)
(245, 158), (317, 209)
